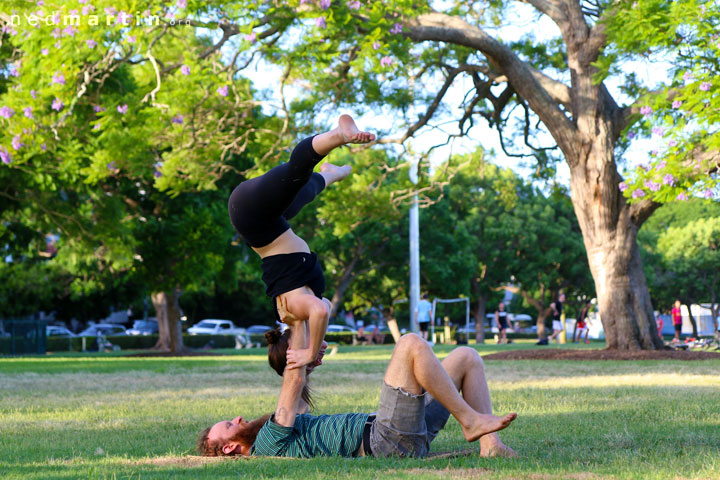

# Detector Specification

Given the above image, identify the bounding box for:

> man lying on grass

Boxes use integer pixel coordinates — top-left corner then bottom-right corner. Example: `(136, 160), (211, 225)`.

(197, 330), (517, 458)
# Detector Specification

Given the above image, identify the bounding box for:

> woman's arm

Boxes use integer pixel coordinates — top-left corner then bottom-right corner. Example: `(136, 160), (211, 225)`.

(273, 323), (308, 427)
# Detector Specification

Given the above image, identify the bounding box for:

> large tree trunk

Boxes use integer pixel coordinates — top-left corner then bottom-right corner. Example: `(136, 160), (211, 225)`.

(471, 278), (486, 344)
(682, 299), (699, 338)
(152, 289), (186, 353)
(571, 159), (665, 350)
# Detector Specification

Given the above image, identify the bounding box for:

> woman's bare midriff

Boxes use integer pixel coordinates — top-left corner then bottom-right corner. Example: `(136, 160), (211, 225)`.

(252, 228), (310, 258)
(252, 228), (315, 321)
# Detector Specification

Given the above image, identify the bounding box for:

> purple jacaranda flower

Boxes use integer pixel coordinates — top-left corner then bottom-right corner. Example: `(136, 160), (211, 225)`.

(117, 104), (128, 114)
(672, 100), (682, 109)
(699, 82), (711, 91)
(107, 161), (117, 171)
(640, 105), (652, 116)
(51, 27), (61, 39)
(627, 131), (636, 139)
(348, 0), (361, 9)
(172, 114), (184, 124)
(105, 6), (118, 15)
(52, 71), (65, 85)
(82, 5), (95, 15)
(677, 192), (688, 201)
(23, 107), (33, 119)
(0, 147), (11, 164)
(0, 106), (15, 119)
(51, 98), (64, 111)
(54, 41), (62, 49)
(166, 12), (176, 20)
(8, 65), (19, 77)
(683, 71), (693, 82)
(632, 189), (646, 198)
(373, 41), (381, 50)
(217, 85), (229, 97)
(69, 9), (78, 15)
(320, 0), (331, 9)
(153, 161), (163, 178)
(663, 174), (676, 186)
(651, 126), (664, 137)
(41, 143), (46, 151)
(645, 181), (661, 192)
(315, 17), (326, 28)
(154, 171), (162, 178)
(41, 48), (49, 55)
(62, 25), (77, 37)
(300, 0), (310, 4)
(79, 0), (87, 4)
(656, 160), (667, 170)
(650, 150), (659, 156)
(126, 35), (136, 44)
(668, 139), (678, 147)
(700, 4), (707, 13)
(177, 0), (187, 8)
(30, 90), (37, 99)
(244, 32), (256, 42)
(93, 105), (105, 113)
(380, 56), (393, 67)
(86, 39), (97, 48)
(704, 189), (714, 199)
(11, 135), (23, 151)
(619, 182), (628, 192)
(37, 0), (45, 5)
(52, 12), (61, 24)
(181, 65), (191, 75)
(93, 124), (101, 131)
(390, 23), (402, 34)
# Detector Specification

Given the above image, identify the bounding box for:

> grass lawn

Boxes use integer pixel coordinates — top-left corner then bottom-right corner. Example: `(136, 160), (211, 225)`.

(1, 341), (719, 479)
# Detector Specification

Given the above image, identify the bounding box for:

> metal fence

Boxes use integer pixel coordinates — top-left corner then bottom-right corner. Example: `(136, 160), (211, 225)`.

(0, 318), (47, 355)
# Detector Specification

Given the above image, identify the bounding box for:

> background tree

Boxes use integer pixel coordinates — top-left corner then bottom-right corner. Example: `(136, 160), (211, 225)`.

(210, 0), (720, 349)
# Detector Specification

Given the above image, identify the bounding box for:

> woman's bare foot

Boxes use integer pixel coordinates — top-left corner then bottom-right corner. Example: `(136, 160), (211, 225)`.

(461, 412), (517, 443)
(311, 115), (375, 155)
(479, 434), (518, 458)
(320, 163), (352, 186)
(338, 114), (375, 144)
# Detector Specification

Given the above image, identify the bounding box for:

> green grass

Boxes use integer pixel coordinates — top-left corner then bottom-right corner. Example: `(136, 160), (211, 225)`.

(1, 342), (719, 479)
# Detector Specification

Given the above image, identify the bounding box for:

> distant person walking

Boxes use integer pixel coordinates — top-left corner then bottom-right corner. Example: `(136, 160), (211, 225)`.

(573, 300), (591, 344)
(494, 302), (509, 344)
(671, 300), (683, 343)
(548, 293), (565, 344)
(415, 294), (434, 341)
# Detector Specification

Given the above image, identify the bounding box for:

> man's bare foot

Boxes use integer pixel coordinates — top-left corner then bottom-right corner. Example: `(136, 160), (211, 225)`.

(320, 163), (352, 186)
(286, 348), (316, 370)
(338, 114), (375, 144)
(479, 435), (518, 458)
(461, 412), (517, 443)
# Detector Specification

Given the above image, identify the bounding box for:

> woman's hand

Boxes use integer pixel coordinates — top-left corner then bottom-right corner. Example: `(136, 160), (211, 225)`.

(305, 340), (328, 375)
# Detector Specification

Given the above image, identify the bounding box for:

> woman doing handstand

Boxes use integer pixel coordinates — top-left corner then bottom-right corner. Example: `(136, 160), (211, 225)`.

(228, 115), (374, 370)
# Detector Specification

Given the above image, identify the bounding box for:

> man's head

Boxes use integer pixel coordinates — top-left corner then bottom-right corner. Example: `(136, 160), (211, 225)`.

(197, 414), (272, 457)
(498, 302), (505, 311)
(559, 293), (566, 303)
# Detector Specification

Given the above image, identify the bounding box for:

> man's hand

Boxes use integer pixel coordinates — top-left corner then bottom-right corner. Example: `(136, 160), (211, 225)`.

(306, 340), (328, 375)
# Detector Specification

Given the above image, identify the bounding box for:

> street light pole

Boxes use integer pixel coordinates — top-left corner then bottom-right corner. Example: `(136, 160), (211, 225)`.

(409, 162), (420, 334)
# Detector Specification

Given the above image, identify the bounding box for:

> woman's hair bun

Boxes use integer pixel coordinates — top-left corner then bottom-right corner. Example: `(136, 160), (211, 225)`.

(265, 328), (282, 345)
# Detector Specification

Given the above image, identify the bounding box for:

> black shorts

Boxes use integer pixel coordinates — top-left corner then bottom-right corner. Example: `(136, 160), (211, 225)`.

(418, 322), (429, 333)
(674, 323), (682, 334)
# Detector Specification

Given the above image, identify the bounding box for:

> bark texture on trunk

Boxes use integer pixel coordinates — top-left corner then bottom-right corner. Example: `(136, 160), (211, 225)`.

(405, 2), (668, 349)
(152, 289), (186, 353)
(382, 305), (402, 343)
(472, 290), (486, 344)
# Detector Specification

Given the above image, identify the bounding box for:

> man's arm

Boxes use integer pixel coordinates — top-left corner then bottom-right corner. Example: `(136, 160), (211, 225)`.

(273, 323), (308, 427)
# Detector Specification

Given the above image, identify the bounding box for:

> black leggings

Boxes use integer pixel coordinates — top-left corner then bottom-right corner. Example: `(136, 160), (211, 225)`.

(228, 136), (326, 247)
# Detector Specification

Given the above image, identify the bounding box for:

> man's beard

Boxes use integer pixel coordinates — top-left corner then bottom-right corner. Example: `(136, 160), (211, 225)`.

(228, 414), (272, 449)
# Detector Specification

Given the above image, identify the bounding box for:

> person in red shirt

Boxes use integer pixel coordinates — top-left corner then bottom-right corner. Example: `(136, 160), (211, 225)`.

(671, 300), (683, 343)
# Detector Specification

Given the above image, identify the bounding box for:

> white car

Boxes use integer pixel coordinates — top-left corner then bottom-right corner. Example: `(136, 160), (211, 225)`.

(47, 326), (77, 337)
(78, 324), (127, 337)
(187, 319), (246, 336)
(327, 324), (357, 333)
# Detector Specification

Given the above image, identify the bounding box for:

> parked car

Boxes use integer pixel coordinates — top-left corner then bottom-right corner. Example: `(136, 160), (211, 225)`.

(187, 319), (246, 336)
(78, 324), (128, 337)
(246, 325), (273, 335)
(46, 326), (76, 338)
(327, 324), (357, 333)
(126, 320), (159, 336)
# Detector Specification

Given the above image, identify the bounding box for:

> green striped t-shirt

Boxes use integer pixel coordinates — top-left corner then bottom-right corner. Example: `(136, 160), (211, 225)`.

(251, 413), (368, 458)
